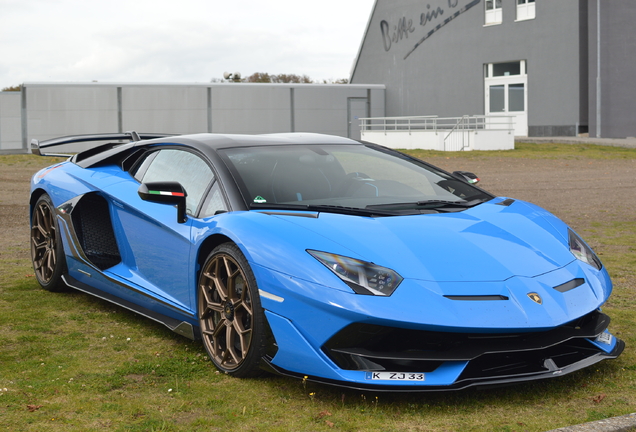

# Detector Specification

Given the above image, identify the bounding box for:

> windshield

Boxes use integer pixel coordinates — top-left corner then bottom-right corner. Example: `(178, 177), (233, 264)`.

(219, 144), (492, 213)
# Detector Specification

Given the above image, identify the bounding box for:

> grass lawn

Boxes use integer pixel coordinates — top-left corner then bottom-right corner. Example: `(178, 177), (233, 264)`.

(0, 144), (634, 431)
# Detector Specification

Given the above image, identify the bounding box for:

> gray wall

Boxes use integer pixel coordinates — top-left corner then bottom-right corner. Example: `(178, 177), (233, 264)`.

(122, 86), (207, 134)
(1, 82), (385, 153)
(587, 2), (636, 139)
(351, 0), (586, 136)
(25, 85), (119, 140)
(0, 91), (22, 153)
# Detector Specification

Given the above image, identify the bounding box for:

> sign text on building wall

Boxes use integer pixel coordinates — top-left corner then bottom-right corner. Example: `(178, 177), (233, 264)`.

(380, 0), (481, 59)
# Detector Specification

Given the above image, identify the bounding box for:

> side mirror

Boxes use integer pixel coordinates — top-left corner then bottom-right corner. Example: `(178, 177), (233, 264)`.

(138, 181), (188, 223)
(452, 171), (480, 185)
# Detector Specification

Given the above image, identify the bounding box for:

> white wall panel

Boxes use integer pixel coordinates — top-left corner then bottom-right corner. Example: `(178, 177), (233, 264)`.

(3, 83), (384, 153)
(0, 92), (22, 151)
(122, 86), (208, 134)
(25, 85), (118, 142)
(211, 85), (292, 134)
(295, 86), (371, 137)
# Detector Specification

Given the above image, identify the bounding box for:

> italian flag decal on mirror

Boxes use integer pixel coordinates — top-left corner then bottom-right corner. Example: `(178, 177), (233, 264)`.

(149, 190), (185, 197)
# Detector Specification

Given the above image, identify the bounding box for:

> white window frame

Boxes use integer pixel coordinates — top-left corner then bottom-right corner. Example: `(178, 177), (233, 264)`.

(485, 0), (503, 25)
(486, 60), (527, 79)
(516, 0), (536, 21)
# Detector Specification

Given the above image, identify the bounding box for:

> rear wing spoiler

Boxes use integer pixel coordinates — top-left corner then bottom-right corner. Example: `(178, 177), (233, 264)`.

(31, 132), (174, 157)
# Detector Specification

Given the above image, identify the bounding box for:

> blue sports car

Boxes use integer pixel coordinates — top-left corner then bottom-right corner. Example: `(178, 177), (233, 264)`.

(29, 132), (624, 390)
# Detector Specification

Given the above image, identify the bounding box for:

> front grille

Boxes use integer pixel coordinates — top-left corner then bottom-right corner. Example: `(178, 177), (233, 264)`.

(458, 339), (601, 381)
(322, 311), (609, 377)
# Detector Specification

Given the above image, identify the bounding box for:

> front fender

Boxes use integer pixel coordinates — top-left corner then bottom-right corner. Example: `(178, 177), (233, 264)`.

(191, 211), (358, 293)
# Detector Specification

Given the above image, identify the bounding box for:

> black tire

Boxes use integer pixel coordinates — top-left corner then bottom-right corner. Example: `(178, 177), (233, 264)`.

(197, 243), (267, 377)
(30, 194), (68, 292)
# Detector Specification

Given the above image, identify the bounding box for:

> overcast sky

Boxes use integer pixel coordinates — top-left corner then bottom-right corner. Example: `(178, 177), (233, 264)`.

(0, 0), (375, 88)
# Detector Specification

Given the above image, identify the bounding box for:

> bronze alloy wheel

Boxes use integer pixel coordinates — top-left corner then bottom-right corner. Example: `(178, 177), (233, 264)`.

(198, 243), (266, 377)
(30, 194), (67, 291)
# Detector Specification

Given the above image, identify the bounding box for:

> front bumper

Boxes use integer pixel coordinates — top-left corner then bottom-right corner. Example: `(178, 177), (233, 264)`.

(263, 308), (623, 391)
(253, 262), (623, 390)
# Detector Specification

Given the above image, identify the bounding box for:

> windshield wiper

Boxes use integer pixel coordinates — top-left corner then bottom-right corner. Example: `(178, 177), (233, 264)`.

(416, 199), (484, 207)
(250, 202), (399, 217)
(367, 198), (485, 210)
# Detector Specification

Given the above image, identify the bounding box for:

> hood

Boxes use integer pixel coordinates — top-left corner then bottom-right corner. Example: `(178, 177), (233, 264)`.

(271, 199), (575, 282)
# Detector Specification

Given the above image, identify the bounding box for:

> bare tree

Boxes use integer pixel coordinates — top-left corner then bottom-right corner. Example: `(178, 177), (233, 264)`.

(245, 72), (273, 83)
(271, 74), (313, 83)
(229, 73), (350, 84)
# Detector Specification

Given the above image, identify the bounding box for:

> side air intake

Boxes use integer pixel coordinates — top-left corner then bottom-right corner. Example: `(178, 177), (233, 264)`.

(71, 194), (121, 270)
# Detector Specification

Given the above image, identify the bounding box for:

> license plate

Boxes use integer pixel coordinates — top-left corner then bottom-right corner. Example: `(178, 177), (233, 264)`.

(365, 372), (425, 381)
(596, 332), (613, 345)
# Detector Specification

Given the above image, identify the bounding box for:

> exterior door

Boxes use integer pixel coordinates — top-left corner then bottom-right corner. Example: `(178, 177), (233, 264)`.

(108, 148), (215, 311)
(485, 61), (528, 136)
(348, 97), (368, 140)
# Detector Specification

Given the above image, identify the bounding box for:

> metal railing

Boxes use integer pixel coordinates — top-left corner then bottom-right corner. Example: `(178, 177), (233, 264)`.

(444, 115), (470, 151)
(360, 115), (514, 133)
(359, 116), (439, 133)
(359, 115), (515, 151)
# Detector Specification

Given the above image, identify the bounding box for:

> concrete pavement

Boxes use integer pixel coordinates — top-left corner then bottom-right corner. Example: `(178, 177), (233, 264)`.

(516, 136), (636, 149)
(545, 413), (636, 432)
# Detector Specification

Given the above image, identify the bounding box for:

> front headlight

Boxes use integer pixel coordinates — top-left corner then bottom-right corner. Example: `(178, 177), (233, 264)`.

(568, 229), (602, 270)
(308, 250), (403, 296)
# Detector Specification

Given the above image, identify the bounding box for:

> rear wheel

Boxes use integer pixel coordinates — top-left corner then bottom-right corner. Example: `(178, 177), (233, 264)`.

(30, 194), (67, 291)
(198, 243), (266, 377)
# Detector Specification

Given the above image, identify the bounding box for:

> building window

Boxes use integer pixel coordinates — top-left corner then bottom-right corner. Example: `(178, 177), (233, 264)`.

(485, 0), (502, 25)
(508, 83), (525, 112)
(491, 61), (522, 77)
(517, 0), (535, 21)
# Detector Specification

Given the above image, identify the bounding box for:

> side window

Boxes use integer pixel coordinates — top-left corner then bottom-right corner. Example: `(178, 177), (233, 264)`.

(140, 149), (214, 216)
(200, 182), (228, 218)
(516, 0), (535, 21)
(132, 151), (157, 182)
(485, 0), (502, 25)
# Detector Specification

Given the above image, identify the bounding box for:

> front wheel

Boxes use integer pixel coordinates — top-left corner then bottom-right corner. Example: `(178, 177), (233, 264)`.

(30, 193), (67, 292)
(197, 243), (267, 377)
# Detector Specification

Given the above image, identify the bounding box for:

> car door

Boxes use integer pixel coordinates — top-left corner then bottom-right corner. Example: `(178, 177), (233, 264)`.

(103, 147), (215, 313)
